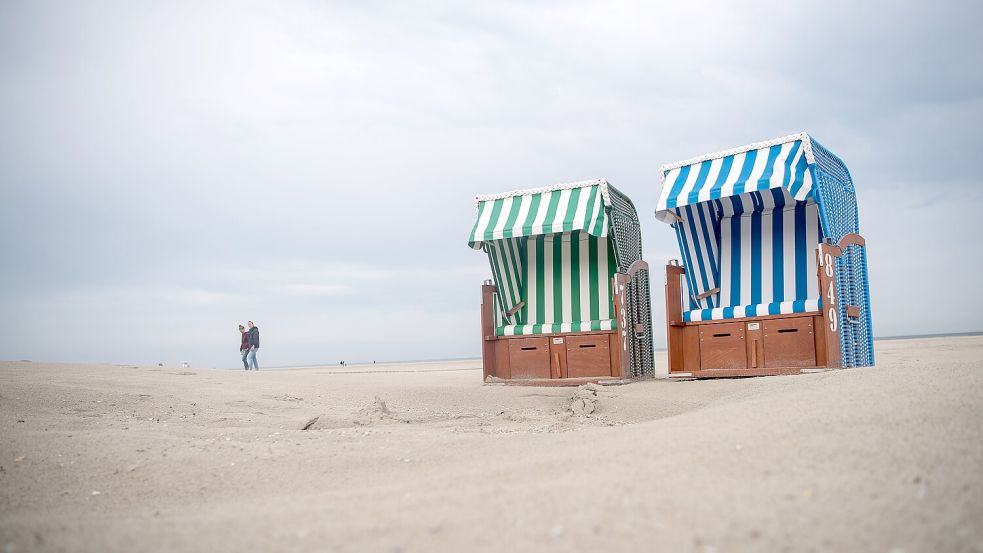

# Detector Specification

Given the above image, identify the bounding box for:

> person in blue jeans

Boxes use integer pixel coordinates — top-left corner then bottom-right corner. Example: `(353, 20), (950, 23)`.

(239, 324), (250, 370)
(246, 320), (260, 370)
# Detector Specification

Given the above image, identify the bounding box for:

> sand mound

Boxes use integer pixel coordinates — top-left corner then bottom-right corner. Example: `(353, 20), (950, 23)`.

(271, 394), (303, 402)
(299, 414), (356, 430)
(569, 383), (603, 416)
(354, 396), (404, 426)
(298, 397), (405, 430)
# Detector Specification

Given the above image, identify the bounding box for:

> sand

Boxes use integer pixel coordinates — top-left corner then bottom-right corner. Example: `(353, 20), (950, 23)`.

(1, 335), (981, 552)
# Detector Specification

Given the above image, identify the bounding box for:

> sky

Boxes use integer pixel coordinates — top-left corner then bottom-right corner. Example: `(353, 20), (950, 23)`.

(1, 0), (981, 368)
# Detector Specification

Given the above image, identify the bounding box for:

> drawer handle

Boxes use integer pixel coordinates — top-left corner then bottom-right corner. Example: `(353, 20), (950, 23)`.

(578, 344), (596, 348)
(777, 328), (798, 334)
(712, 333), (731, 338)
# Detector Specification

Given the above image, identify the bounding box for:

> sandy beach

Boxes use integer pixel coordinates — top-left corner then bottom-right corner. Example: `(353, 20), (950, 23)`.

(1, 335), (981, 552)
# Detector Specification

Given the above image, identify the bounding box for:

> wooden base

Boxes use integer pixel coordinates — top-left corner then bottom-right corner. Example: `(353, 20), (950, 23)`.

(479, 277), (634, 384)
(667, 312), (828, 377)
(667, 366), (831, 379)
(484, 376), (633, 387)
(662, 234), (865, 380)
(482, 330), (627, 382)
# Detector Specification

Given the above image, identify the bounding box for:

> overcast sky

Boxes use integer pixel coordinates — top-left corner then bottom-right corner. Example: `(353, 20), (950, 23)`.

(1, 0), (981, 368)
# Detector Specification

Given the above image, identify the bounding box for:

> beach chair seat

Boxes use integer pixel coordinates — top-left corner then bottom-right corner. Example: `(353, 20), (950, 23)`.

(496, 319), (617, 336)
(683, 299), (821, 322)
(489, 230), (617, 337)
(672, 188), (823, 322)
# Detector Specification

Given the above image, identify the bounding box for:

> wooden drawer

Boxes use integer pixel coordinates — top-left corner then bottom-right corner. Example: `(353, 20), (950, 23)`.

(763, 317), (816, 368)
(699, 322), (747, 370)
(566, 334), (611, 378)
(508, 337), (551, 379)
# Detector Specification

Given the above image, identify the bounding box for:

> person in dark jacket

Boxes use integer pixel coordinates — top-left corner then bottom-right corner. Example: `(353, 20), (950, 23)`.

(246, 321), (260, 370)
(239, 324), (249, 370)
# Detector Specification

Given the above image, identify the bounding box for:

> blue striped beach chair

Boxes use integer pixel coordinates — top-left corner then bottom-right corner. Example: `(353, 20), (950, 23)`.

(469, 179), (654, 382)
(657, 133), (874, 377)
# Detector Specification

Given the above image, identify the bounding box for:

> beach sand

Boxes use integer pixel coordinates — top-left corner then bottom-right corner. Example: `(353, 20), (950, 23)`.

(1, 335), (981, 552)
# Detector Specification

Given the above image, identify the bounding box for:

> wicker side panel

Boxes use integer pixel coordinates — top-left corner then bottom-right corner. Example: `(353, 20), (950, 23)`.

(835, 243), (874, 367)
(607, 185), (643, 269)
(810, 140), (854, 194)
(810, 139), (874, 368)
(605, 185), (653, 377)
(810, 139), (858, 241)
(626, 268), (655, 377)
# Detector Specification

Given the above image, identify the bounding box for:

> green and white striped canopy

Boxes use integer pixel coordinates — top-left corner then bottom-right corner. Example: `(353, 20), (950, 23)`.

(468, 179), (611, 249)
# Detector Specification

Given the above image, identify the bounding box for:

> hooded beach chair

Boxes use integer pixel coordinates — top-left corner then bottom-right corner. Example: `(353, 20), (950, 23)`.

(656, 133), (874, 377)
(469, 179), (654, 382)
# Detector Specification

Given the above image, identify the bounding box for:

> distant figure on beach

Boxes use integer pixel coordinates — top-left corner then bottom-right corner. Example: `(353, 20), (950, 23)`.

(246, 321), (260, 370)
(239, 324), (249, 370)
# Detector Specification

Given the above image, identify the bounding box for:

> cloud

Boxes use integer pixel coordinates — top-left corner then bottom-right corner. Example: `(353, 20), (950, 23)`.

(0, 0), (981, 367)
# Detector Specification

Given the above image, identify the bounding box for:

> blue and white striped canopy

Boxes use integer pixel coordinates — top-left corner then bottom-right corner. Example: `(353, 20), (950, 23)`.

(655, 133), (816, 224)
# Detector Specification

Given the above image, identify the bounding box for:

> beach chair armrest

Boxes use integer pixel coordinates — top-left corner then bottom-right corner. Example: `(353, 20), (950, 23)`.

(695, 288), (720, 301)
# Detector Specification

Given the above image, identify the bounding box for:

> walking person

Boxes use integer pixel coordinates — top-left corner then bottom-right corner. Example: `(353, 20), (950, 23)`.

(239, 324), (250, 370)
(246, 320), (260, 370)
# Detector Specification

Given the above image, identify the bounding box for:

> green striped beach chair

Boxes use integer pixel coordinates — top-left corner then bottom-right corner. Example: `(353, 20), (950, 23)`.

(469, 179), (654, 382)
(656, 133), (874, 377)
